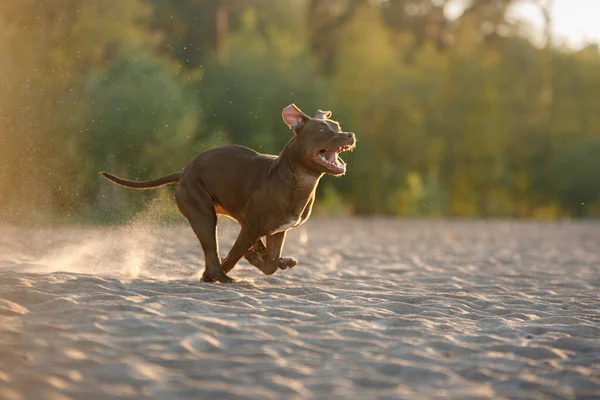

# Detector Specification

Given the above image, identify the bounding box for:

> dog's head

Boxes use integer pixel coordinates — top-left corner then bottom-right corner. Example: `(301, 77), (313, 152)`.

(282, 104), (356, 176)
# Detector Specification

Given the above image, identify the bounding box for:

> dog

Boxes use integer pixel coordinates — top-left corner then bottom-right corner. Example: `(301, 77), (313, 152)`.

(101, 104), (356, 282)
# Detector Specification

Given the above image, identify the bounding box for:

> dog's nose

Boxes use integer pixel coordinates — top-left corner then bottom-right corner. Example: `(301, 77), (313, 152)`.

(347, 132), (355, 140)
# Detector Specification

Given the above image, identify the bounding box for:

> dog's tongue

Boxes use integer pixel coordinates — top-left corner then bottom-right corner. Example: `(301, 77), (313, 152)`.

(324, 149), (337, 163)
(323, 149), (345, 169)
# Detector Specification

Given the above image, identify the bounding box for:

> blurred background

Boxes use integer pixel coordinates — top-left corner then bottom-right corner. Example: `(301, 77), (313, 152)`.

(1, 0), (599, 224)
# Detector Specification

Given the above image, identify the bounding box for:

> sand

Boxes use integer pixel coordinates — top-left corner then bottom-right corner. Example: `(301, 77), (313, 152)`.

(0, 218), (599, 399)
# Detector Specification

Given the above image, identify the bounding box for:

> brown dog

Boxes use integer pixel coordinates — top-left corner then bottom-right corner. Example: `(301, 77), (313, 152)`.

(101, 104), (356, 282)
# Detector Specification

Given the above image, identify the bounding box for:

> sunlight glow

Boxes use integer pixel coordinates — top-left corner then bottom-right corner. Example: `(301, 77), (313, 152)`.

(510, 0), (600, 48)
(446, 0), (600, 49)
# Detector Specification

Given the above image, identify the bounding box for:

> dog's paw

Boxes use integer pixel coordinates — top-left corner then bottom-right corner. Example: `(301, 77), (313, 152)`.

(277, 257), (297, 270)
(202, 269), (235, 283)
(200, 271), (217, 283)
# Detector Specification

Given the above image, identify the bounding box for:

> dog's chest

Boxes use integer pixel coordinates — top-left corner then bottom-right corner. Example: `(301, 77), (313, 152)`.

(273, 215), (306, 234)
(270, 173), (319, 234)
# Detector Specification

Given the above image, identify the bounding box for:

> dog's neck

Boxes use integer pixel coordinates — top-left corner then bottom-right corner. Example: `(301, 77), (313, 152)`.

(272, 138), (322, 198)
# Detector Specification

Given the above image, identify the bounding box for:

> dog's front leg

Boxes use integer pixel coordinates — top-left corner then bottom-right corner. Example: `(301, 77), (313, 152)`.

(258, 232), (298, 275)
(243, 233), (297, 274)
(221, 227), (259, 274)
(244, 239), (267, 267)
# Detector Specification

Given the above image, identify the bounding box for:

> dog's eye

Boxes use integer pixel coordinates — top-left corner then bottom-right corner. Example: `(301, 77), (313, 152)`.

(319, 128), (325, 133)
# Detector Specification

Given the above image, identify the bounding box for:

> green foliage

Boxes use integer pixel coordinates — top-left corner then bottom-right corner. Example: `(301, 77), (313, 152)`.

(81, 50), (201, 216)
(0, 0), (153, 219)
(545, 139), (600, 217)
(198, 6), (328, 154)
(84, 52), (198, 176)
(1, 0), (600, 223)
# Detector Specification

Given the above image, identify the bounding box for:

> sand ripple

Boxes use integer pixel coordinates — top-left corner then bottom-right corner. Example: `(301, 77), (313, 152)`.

(0, 220), (599, 399)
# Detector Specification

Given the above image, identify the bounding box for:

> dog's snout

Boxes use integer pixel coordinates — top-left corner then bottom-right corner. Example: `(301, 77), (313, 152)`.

(346, 132), (355, 139)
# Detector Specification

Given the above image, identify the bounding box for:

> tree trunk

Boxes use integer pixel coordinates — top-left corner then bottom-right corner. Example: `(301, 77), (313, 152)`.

(215, 1), (228, 65)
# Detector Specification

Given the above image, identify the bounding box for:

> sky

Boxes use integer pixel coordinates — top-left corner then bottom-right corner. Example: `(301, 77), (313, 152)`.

(511, 0), (600, 48)
(447, 0), (600, 49)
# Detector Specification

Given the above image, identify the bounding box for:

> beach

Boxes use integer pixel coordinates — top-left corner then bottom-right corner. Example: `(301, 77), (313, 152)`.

(0, 219), (599, 399)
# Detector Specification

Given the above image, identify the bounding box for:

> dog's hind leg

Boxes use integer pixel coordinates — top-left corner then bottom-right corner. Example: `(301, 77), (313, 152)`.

(175, 183), (234, 283)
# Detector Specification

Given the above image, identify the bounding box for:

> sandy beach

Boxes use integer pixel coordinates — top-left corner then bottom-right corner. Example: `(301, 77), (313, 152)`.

(0, 219), (599, 399)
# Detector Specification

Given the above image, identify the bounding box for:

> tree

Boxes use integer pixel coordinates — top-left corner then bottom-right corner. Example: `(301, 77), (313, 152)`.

(0, 0), (154, 218)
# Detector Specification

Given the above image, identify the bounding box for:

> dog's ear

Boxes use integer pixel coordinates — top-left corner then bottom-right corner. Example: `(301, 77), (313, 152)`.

(282, 104), (308, 132)
(315, 110), (332, 120)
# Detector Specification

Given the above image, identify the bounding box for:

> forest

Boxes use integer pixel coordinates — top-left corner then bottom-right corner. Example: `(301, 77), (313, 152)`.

(1, 0), (599, 223)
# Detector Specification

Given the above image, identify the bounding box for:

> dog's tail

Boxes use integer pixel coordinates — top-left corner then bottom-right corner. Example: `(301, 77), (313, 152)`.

(100, 171), (180, 190)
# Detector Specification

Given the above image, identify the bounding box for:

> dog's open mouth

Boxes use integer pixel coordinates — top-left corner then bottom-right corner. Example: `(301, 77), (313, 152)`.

(312, 144), (354, 174)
